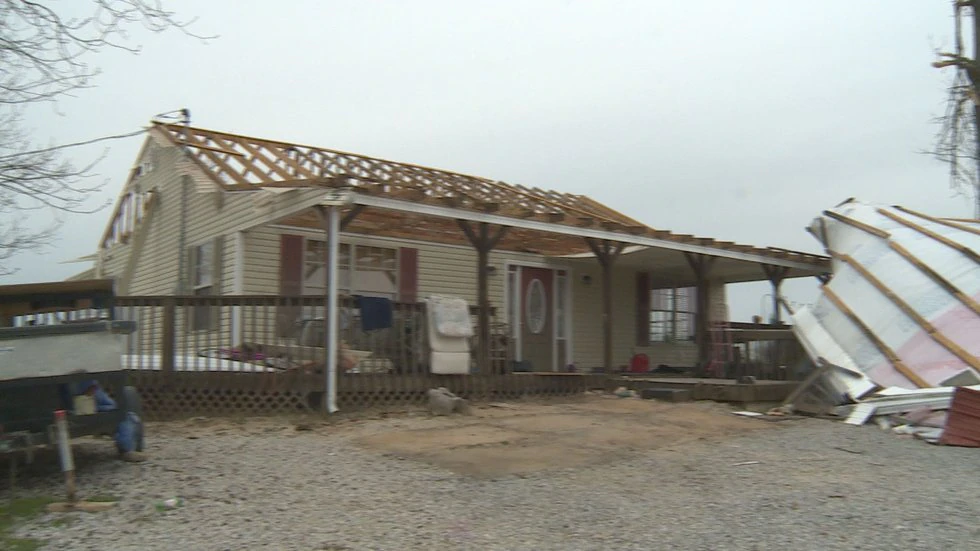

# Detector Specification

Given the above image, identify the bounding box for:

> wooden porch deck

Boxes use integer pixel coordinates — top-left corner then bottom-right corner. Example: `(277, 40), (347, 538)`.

(613, 375), (798, 403)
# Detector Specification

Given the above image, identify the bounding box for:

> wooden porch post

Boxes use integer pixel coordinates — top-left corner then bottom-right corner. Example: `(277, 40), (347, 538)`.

(161, 296), (176, 381)
(761, 265), (791, 324)
(684, 253), (717, 372)
(458, 221), (509, 374)
(586, 238), (626, 372)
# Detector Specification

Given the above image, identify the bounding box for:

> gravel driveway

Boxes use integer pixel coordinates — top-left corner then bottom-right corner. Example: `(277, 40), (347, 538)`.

(6, 396), (980, 550)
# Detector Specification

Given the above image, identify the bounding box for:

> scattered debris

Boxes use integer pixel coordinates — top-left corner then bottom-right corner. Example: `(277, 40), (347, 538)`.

(939, 387), (980, 447)
(639, 388), (691, 402)
(732, 411), (765, 418)
(155, 497), (185, 512)
(766, 405), (794, 416)
(892, 424), (944, 444)
(832, 446), (864, 455)
(791, 201), (980, 404)
(731, 460), (761, 466)
(775, 200), (980, 447)
(613, 387), (637, 398)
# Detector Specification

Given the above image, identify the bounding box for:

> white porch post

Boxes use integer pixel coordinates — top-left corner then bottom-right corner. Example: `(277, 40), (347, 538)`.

(232, 231), (245, 347)
(315, 188), (358, 414)
(325, 204), (340, 413)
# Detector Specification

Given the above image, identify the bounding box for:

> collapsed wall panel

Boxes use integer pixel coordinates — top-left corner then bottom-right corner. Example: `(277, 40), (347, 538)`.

(791, 201), (980, 401)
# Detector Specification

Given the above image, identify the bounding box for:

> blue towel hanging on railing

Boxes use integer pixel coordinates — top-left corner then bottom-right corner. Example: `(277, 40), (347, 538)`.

(356, 296), (393, 331)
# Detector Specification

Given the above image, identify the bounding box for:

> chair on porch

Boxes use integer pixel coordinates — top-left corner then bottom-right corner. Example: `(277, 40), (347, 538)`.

(628, 353), (650, 373)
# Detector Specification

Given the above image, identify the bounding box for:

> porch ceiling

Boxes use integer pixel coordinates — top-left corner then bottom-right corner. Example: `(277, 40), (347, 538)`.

(279, 206), (597, 256)
(279, 203), (828, 281)
(560, 246), (820, 285)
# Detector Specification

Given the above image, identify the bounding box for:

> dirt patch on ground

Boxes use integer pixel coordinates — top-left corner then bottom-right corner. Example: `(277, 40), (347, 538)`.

(353, 395), (772, 477)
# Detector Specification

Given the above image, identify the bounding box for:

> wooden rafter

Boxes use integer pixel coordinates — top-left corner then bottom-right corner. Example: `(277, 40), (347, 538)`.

(893, 205), (980, 236)
(830, 251), (980, 371)
(878, 208), (980, 265)
(820, 285), (931, 388)
(889, 241), (980, 317)
(823, 210), (890, 238)
(146, 121), (831, 269)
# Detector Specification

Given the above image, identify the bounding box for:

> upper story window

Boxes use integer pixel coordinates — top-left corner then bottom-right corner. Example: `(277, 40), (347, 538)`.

(188, 238), (222, 331)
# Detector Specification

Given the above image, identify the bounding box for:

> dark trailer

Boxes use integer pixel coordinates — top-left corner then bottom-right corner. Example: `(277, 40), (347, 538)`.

(0, 279), (143, 459)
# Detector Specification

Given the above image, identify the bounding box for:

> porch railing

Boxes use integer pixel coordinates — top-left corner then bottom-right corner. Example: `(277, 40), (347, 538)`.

(112, 295), (510, 376)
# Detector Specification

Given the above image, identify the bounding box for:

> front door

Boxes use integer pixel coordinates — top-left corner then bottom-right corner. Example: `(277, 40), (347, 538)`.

(520, 267), (554, 372)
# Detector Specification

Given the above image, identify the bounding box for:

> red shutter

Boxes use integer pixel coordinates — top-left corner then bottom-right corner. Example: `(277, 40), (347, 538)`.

(398, 247), (419, 303)
(277, 234), (303, 335)
(636, 271), (650, 346)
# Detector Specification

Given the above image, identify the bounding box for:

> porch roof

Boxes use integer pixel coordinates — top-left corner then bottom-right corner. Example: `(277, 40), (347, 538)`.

(152, 121), (830, 275)
(558, 246), (816, 285)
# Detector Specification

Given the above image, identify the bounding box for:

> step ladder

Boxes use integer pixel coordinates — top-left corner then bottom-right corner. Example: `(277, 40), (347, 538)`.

(705, 321), (733, 378)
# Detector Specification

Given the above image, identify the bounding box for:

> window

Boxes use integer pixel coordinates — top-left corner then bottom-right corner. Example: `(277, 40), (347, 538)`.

(193, 241), (214, 290)
(303, 240), (397, 299)
(189, 238), (221, 331)
(649, 286), (696, 343)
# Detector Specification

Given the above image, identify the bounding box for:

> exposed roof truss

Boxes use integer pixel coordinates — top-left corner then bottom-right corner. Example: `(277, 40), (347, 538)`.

(145, 120), (829, 270)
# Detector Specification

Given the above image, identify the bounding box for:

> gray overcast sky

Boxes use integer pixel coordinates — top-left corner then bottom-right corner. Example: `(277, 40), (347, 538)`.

(6, 0), (975, 321)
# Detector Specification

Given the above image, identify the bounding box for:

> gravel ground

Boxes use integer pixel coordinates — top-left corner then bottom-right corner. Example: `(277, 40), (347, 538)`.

(6, 399), (980, 551)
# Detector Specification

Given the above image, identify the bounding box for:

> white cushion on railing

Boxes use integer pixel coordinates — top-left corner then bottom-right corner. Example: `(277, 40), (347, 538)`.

(426, 295), (473, 338)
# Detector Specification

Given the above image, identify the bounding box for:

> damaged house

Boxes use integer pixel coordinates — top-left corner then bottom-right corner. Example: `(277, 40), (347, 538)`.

(56, 117), (832, 412)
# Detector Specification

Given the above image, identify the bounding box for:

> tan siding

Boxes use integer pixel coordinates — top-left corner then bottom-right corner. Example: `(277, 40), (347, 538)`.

(103, 143), (181, 294)
(245, 226), (545, 310)
(568, 260), (637, 370)
(568, 264), (731, 370)
(243, 227), (282, 294)
(99, 242), (131, 285)
(97, 141), (311, 296)
(98, 141), (273, 349)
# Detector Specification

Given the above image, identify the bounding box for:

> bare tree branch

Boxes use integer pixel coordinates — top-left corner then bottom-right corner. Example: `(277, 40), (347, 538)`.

(0, 1), (211, 275)
(930, 0), (980, 218)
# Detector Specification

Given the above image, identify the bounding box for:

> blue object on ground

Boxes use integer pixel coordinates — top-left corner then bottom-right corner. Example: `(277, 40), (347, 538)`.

(115, 412), (143, 454)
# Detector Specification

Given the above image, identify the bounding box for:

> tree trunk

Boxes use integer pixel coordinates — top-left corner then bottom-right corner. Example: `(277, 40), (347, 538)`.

(973, 2), (980, 217)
